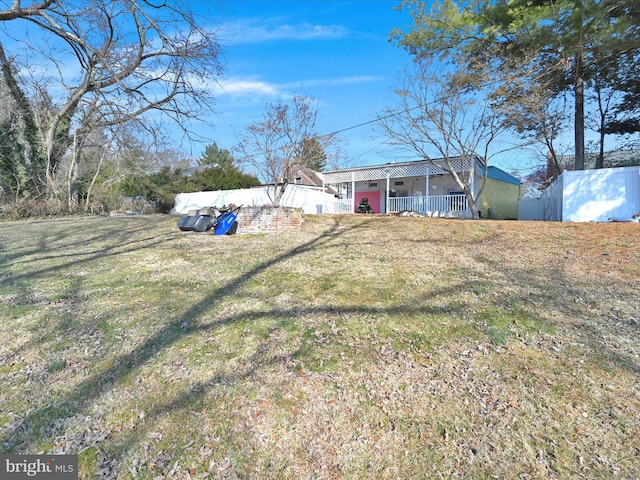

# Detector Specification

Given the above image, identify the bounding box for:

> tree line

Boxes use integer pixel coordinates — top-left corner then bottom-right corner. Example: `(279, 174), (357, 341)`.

(0, 1), (336, 217)
(0, 0), (225, 216)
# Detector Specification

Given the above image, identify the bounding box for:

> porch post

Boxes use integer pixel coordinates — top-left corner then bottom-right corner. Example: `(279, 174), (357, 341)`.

(351, 172), (356, 213)
(386, 175), (390, 214)
(470, 156), (476, 199)
(425, 171), (430, 212)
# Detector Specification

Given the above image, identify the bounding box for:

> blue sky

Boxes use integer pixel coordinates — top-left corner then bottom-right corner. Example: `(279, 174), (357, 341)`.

(200, 0), (417, 168)
(1, 0), (538, 174)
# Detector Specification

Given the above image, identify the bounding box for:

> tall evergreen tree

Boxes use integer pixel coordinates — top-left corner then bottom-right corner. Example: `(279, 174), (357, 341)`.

(298, 137), (327, 172)
(392, 0), (640, 170)
(198, 142), (235, 169)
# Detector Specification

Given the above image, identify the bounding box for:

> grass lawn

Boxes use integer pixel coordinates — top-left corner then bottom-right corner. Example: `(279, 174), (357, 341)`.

(0, 214), (639, 479)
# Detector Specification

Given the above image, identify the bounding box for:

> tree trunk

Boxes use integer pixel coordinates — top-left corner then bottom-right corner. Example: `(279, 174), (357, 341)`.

(597, 129), (605, 169)
(468, 198), (480, 219)
(0, 41), (43, 194)
(574, 52), (585, 170)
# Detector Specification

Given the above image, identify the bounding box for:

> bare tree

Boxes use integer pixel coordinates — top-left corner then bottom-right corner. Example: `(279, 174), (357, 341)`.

(236, 94), (336, 206)
(0, 0), (224, 202)
(378, 63), (513, 219)
(494, 67), (570, 183)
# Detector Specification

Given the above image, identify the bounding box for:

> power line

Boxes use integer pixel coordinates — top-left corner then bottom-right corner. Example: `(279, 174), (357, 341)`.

(323, 54), (581, 143)
(325, 105), (423, 137)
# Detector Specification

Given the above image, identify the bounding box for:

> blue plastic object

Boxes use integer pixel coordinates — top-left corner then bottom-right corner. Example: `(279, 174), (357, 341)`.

(213, 211), (238, 235)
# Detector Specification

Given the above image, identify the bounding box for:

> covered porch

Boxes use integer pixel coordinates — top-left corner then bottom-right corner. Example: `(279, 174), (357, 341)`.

(323, 158), (479, 217)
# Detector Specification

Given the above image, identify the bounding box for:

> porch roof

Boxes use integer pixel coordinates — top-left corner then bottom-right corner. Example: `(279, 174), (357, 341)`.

(323, 156), (480, 184)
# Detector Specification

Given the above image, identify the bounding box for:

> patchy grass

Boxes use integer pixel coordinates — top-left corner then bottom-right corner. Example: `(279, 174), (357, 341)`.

(0, 214), (639, 479)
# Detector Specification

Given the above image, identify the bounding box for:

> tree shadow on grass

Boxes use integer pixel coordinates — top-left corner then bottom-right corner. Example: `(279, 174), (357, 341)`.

(3, 215), (637, 478)
(3, 214), (525, 474)
(0, 216), (176, 289)
(468, 246), (640, 378)
(0, 216), (375, 453)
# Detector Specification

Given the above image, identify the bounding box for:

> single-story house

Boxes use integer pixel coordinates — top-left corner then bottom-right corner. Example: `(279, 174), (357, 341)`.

(322, 157), (521, 219)
(173, 157), (521, 219)
(518, 165), (640, 222)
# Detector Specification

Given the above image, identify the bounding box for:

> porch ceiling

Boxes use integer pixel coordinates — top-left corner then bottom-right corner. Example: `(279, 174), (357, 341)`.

(323, 158), (471, 184)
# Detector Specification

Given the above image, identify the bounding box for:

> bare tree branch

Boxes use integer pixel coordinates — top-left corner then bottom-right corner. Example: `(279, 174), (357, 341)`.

(236, 94), (337, 206)
(0, 0), (56, 21)
(0, 0), (224, 199)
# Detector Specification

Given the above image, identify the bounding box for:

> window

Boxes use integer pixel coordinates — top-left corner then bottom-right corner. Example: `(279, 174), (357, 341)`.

(394, 181), (404, 186)
(368, 182), (378, 187)
(295, 177), (302, 185)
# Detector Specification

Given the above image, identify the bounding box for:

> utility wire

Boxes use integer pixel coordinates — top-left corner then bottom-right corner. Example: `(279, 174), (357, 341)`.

(325, 105), (423, 137)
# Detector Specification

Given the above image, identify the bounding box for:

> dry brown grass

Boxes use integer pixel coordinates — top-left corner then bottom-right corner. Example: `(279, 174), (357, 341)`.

(0, 214), (639, 479)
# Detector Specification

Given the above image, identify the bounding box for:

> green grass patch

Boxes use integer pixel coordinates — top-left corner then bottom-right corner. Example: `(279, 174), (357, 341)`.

(47, 358), (67, 373)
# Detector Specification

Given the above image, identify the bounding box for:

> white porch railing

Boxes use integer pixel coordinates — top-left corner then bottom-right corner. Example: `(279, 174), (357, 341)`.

(388, 194), (469, 214)
(334, 200), (354, 214)
(329, 195), (469, 214)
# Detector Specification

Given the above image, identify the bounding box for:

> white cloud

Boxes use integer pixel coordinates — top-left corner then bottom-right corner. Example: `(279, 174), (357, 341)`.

(280, 75), (380, 93)
(210, 74), (380, 100)
(309, 75), (381, 86)
(213, 76), (281, 98)
(220, 18), (349, 44)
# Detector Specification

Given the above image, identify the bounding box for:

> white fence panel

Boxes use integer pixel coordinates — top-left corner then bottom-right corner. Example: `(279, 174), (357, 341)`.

(173, 185), (341, 215)
(517, 198), (543, 220)
(318, 199), (353, 214)
(563, 166), (640, 222)
(518, 166), (640, 222)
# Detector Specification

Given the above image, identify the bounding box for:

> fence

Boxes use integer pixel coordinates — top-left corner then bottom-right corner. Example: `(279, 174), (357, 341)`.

(517, 166), (640, 222)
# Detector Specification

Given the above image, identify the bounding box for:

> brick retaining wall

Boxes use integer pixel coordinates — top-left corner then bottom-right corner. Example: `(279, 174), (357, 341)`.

(235, 206), (304, 234)
(184, 206), (304, 234)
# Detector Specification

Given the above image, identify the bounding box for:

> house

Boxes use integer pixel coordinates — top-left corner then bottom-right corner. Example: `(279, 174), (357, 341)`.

(322, 157), (521, 219)
(518, 165), (640, 222)
(278, 166), (322, 187)
(173, 157), (521, 219)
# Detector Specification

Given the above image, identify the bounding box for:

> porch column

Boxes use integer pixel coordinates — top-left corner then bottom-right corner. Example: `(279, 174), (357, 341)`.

(351, 173), (356, 213)
(386, 175), (390, 214)
(425, 172), (430, 212)
(470, 157), (476, 199)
